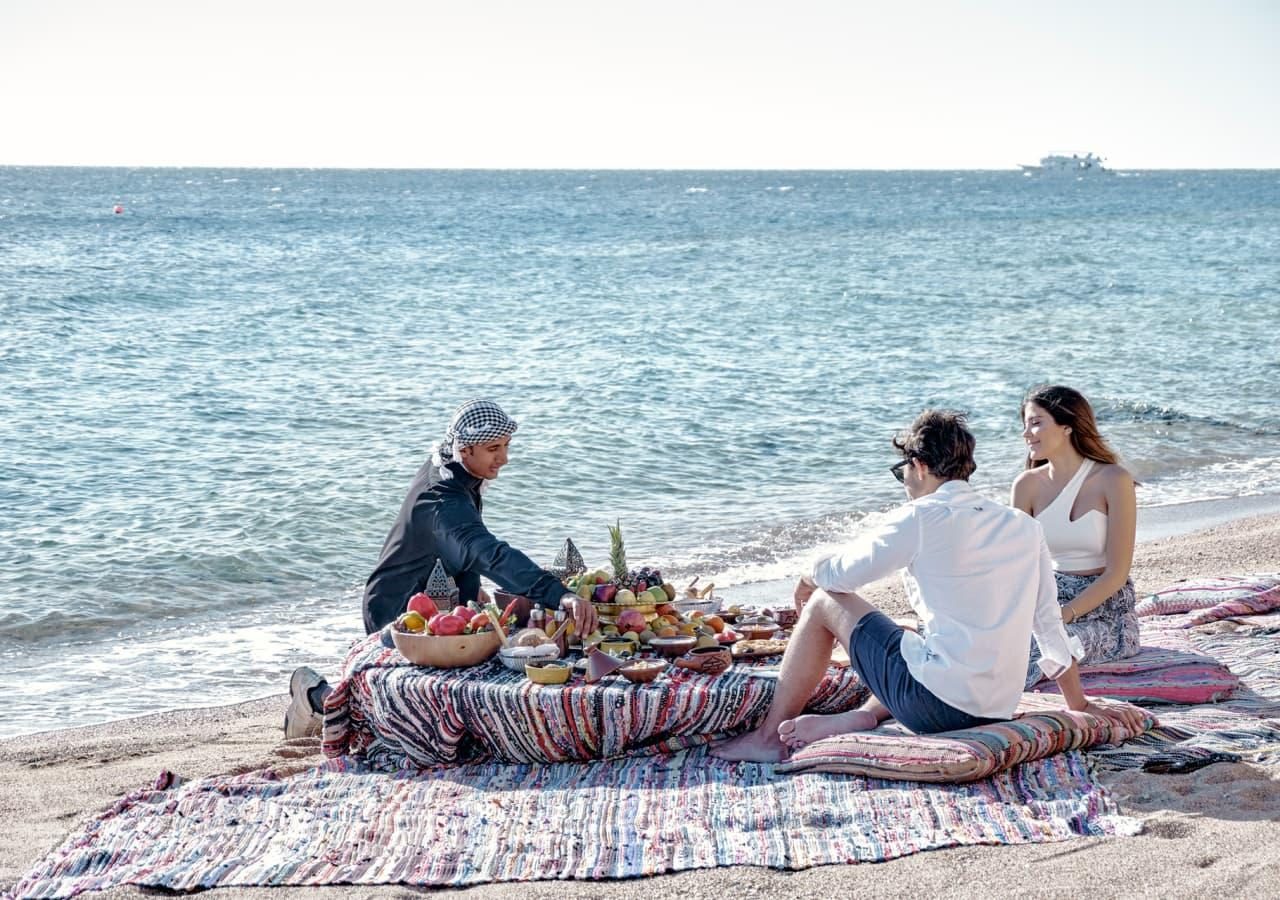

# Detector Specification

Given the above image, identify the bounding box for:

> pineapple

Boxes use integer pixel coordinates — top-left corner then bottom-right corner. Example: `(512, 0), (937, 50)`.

(608, 519), (627, 581)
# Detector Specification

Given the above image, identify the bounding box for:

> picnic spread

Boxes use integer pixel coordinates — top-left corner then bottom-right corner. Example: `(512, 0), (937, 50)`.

(13, 564), (1280, 897)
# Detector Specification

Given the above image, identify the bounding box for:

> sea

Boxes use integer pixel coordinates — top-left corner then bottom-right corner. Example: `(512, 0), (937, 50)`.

(2, 167), (1278, 739)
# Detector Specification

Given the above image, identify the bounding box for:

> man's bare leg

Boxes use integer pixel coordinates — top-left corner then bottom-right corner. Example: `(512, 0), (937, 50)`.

(713, 589), (876, 762)
(778, 696), (891, 750)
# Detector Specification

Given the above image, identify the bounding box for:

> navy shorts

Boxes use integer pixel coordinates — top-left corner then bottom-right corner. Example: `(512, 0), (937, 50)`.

(849, 611), (1001, 735)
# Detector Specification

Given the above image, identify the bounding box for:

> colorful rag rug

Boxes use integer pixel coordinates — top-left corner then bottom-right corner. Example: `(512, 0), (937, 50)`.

(12, 749), (1139, 899)
(322, 633), (867, 767)
(1087, 613), (1280, 773)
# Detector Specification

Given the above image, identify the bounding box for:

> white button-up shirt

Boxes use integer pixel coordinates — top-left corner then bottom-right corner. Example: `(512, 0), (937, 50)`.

(810, 480), (1084, 719)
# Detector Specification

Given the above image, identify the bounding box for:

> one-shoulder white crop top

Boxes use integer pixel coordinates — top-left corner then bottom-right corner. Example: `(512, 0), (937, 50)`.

(1036, 459), (1108, 572)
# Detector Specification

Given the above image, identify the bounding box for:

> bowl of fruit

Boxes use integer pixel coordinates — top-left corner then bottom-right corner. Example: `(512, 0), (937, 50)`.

(391, 592), (505, 668)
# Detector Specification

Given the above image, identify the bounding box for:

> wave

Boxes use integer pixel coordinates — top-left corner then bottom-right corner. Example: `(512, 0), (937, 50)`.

(1095, 398), (1280, 437)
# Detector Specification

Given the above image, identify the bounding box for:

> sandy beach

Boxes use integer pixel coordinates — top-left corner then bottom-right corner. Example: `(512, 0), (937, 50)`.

(4, 512), (1279, 899)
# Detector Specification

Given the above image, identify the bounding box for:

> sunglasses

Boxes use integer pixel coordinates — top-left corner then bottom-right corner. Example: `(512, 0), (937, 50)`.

(890, 458), (911, 483)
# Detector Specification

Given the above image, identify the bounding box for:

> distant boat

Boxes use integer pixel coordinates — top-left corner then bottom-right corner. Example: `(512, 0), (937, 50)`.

(1019, 152), (1111, 176)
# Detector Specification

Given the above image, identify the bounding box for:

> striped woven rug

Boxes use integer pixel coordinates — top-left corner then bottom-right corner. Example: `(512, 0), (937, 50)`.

(13, 748), (1136, 898)
(1090, 613), (1280, 771)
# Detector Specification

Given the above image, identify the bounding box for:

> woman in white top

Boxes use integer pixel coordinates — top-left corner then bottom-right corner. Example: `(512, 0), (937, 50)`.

(1011, 385), (1141, 688)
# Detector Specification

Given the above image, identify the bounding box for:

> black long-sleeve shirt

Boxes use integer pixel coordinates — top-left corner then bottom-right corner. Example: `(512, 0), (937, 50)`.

(361, 459), (568, 633)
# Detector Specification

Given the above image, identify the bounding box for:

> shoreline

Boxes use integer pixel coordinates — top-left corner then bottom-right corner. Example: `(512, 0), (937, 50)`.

(722, 491), (1280, 608)
(7, 492), (1280, 744)
(4, 512), (1280, 898)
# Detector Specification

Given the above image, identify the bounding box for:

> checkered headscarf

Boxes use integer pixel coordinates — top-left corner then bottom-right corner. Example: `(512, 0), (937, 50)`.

(431, 399), (519, 471)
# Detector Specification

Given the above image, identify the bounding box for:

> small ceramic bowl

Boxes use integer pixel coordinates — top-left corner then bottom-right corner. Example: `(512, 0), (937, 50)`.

(648, 635), (698, 657)
(619, 659), (667, 684)
(525, 659), (573, 685)
(498, 643), (559, 672)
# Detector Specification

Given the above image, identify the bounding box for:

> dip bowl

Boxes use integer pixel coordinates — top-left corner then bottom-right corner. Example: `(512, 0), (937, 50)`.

(619, 659), (667, 684)
(525, 659), (573, 685)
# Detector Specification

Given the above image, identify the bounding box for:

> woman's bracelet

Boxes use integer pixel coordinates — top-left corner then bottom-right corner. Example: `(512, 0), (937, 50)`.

(1064, 605), (1077, 624)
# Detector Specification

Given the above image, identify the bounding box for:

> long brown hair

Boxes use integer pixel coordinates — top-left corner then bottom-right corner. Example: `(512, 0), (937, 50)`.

(1022, 385), (1119, 470)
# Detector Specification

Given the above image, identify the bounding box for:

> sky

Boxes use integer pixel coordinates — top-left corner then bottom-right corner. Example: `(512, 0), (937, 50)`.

(2, 0), (1277, 169)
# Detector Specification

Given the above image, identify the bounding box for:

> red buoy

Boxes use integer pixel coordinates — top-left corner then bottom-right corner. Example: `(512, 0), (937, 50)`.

(113, 205), (124, 214)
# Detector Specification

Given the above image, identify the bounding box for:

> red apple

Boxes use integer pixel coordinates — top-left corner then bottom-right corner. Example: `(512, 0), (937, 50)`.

(454, 605), (476, 622)
(594, 583), (618, 603)
(407, 592), (439, 618)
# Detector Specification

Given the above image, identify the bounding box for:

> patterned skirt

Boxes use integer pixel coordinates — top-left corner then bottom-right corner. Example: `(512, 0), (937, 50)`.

(1024, 572), (1142, 689)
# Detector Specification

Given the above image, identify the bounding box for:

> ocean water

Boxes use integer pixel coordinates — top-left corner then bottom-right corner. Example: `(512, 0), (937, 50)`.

(2, 167), (1278, 738)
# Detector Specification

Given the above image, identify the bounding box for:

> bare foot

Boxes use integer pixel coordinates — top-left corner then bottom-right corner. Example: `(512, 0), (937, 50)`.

(711, 727), (788, 763)
(778, 708), (881, 750)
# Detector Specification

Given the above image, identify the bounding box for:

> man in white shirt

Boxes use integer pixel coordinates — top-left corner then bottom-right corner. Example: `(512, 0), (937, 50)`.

(714, 410), (1148, 763)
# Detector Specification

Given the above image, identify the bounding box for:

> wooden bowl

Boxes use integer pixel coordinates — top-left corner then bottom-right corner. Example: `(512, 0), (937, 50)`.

(619, 659), (667, 684)
(525, 659), (573, 685)
(648, 635), (698, 657)
(391, 628), (501, 668)
(737, 618), (780, 641)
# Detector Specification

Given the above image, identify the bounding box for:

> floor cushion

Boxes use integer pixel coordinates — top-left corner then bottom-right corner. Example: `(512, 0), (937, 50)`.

(775, 694), (1153, 783)
(1136, 573), (1280, 620)
(1030, 644), (1239, 705)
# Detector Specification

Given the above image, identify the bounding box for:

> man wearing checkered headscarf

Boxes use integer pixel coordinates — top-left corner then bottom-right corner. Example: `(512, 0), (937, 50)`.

(430, 399), (519, 486)
(286, 399), (598, 738)
(359, 398), (575, 634)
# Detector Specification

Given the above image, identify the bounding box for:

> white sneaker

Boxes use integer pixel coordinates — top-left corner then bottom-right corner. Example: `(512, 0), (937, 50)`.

(283, 666), (326, 739)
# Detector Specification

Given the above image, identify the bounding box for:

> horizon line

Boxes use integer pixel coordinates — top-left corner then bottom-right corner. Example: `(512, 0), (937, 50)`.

(3, 163), (1278, 172)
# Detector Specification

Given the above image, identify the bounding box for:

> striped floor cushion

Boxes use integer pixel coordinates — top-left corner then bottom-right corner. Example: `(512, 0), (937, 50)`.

(775, 694), (1154, 783)
(1031, 644), (1239, 704)
(1136, 573), (1280, 620)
